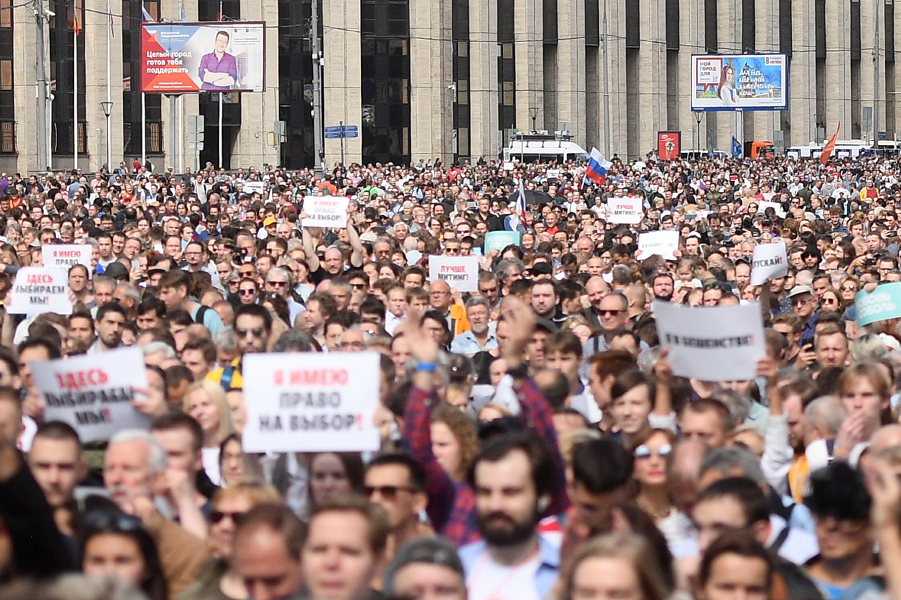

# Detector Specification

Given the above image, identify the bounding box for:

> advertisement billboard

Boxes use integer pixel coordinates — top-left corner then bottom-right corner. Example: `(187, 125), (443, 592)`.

(691, 54), (787, 112)
(141, 23), (265, 93)
(657, 131), (681, 160)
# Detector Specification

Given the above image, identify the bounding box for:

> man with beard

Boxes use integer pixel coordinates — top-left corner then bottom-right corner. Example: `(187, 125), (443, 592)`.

(459, 433), (560, 600)
(652, 272), (674, 302)
(87, 302), (127, 354)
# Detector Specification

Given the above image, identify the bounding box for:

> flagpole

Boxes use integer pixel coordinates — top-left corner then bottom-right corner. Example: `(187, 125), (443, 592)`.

(106, 0), (112, 171)
(218, 0), (224, 169)
(73, 19), (78, 170)
(141, 93), (146, 166)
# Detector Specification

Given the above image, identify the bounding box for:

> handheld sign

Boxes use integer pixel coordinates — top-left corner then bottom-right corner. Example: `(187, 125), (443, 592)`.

(429, 255), (479, 292)
(7, 267), (72, 315)
(243, 181), (266, 196)
(241, 352), (381, 453)
(607, 197), (643, 224)
(31, 347), (151, 442)
(654, 301), (765, 381)
(638, 231), (679, 261)
(484, 231), (521, 254)
(302, 196), (350, 228)
(757, 200), (786, 218)
(855, 282), (901, 326)
(750, 241), (788, 285)
(42, 245), (92, 272)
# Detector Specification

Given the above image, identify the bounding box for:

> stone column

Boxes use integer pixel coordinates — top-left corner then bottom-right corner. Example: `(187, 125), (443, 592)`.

(824, 0), (851, 135)
(514, 0), (543, 130)
(469, 0), (499, 158)
(637, 0), (667, 153)
(678, 0), (705, 151)
(557, 0), (587, 146)
(787, 0), (815, 145)
(603, 0), (628, 157)
(322, 0), (362, 164)
(860, 0), (885, 141)
(410, 0), (453, 163)
(12, 1), (39, 172)
(748, 0), (779, 143)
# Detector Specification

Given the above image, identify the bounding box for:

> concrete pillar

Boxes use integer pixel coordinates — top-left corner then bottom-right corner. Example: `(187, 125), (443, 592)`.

(409, 0), (453, 163)
(514, 0), (543, 130)
(321, 0), (362, 165)
(825, 0), (851, 136)
(860, 0), (885, 141)
(788, 0), (815, 145)
(11, 0), (40, 173)
(603, 0), (628, 157)
(557, 0), (586, 145)
(469, 0), (498, 157)
(748, 0), (779, 143)
(678, 0), (705, 151)
(637, 0), (667, 153)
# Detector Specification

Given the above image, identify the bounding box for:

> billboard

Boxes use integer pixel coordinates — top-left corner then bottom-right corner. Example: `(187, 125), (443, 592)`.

(657, 131), (681, 160)
(691, 54), (787, 112)
(141, 23), (265, 93)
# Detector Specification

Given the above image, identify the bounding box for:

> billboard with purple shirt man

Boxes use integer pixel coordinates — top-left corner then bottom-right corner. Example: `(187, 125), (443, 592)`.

(199, 31), (238, 90)
(141, 23), (264, 93)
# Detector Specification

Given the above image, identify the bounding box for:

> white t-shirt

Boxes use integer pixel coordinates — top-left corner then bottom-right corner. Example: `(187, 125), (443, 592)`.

(201, 447), (221, 486)
(467, 549), (541, 600)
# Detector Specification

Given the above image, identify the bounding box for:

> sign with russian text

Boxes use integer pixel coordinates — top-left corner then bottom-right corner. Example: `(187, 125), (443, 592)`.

(855, 282), (901, 326)
(429, 256), (479, 292)
(484, 231), (521, 254)
(653, 301), (765, 381)
(42, 245), (92, 272)
(638, 231), (679, 261)
(7, 267), (72, 315)
(750, 241), (787, 285)
(607, 197), (643, 224)
(302, 195), (350, 228)
(241, 352), (381, 453)
(691, 54), (788, 112)
(31, 348), (151, 442)
(141, 23), (265, 93)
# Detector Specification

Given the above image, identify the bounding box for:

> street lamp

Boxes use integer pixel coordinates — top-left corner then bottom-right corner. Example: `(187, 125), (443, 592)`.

(101, 101), (113, 172)
(529, 107), (538, 133)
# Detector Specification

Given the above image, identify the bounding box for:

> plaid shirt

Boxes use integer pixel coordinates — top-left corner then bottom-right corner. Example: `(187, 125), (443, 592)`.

(402, 377), (569, 547)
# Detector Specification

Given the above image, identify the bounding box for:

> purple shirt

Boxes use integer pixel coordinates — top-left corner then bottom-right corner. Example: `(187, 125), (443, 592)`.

(197, 51), (237, 90)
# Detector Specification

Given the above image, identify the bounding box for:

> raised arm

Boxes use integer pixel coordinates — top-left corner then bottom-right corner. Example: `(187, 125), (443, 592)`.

(300, 211), (322, 273)
(345, 211), (364, 268)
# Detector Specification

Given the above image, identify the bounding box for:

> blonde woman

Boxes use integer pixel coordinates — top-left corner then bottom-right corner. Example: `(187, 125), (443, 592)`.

(184, 380), (234, 485)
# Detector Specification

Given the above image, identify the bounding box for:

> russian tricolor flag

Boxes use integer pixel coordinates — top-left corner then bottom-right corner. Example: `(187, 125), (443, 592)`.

(585, 148), (612, 185)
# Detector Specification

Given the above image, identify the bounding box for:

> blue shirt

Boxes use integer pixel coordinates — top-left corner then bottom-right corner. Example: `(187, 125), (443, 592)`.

(450, 323), (498, 355)
(459, 534), (560, 600)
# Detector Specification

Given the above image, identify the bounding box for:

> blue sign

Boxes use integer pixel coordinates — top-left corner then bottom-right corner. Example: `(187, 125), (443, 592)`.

(325, 126), (342, 133)
(325, 125), (359, 138)
(342, 125), (358, 133)
(343, 130), (359, 138)
(856, 282), (901, 326)
(325, 132), (341, 139)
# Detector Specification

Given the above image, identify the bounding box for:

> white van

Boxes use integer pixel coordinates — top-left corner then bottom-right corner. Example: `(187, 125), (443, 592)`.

(503, 133), (589, 163)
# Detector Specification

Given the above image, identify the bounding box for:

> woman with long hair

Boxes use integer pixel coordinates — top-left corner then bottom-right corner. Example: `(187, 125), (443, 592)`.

(183, 381), (234, 485)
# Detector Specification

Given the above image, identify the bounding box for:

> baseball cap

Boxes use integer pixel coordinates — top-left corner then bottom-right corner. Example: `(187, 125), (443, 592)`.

(535, 318), (558, 334)
(383, 538), (464, 597)
(103, 262), (131, 280)
(263, 217), (277, 227)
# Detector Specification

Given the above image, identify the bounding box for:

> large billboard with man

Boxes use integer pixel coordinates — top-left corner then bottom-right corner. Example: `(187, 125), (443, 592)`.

(141, 22), (265, 93)
(691, 54), (788, 111)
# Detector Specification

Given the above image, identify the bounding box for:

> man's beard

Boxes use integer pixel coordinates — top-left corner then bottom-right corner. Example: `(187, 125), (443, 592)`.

(476, 508), (539, 546)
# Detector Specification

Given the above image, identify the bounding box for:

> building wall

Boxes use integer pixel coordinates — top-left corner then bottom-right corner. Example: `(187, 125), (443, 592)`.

(6, 0), (901, 172)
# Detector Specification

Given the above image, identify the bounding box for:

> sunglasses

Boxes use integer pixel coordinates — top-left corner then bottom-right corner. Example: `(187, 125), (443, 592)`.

(364, 485), (415, 499)
(211, 510), (247, 525)
(268, 281), (287, 287)
(82, 508), (143, 533)
(633, 443), (673, 459)
(840, 285), (857, 292)
(599, 309), (624, 316)
(351, 283), (367, 290)
(236, 327), (265, 338)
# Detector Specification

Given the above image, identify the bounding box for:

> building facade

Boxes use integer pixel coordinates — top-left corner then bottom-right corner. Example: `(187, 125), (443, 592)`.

(2, 0), (899, 173)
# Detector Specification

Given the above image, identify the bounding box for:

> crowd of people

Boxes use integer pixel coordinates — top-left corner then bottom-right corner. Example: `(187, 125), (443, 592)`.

(1, 151), (901, 600)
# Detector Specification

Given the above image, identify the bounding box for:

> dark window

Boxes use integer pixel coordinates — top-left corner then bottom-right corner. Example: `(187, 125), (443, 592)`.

(498, 0), (515, 131)
(887, 1), (895, 61)
(666, 0), (679, 51)
(625, 0), (639, 49)
(850, 0), (860, 61)
(585, 0), (599, 47)
(704, 0), (717, 52)
(544, 0), (557, 43)
(0, 0), (11, 155)
(741, 0), (755, 52)
(779, 0), (792, 56)
(453, 0), (470, 160)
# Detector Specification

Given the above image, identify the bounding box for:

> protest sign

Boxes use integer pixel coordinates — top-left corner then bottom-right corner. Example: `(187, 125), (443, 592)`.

(302, 196), (350, 228)
(31, 347), (151, 442)
(429, 256), (479, 292)
(653, 301), (765, 381)
(484, 231), (521, 254)
(750, 241), (788, 285)
(7, 267), (72, 315)
(757, 200), (786, 218)
(42, 245), (91, 272)
(855, 282), (901, 326)
(607, 197), (643, 224)
(241, 352), (381, 453)
(243, 181), (266, 196)
(638, 231), (679, 261)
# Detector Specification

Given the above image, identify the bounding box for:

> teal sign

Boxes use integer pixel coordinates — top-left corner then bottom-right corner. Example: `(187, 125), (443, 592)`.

(484, 231), (521, 254)
(855, 282), (901, 326)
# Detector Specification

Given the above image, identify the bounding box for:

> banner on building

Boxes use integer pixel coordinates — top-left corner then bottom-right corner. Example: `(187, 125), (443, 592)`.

(657, 131), (681, 160)
(241, 352), (382, 453)
(691, 54), (788, 111)
(141, 23), (266, 93)
(31, 348), (151, 442)
(654, 301), (765, 381)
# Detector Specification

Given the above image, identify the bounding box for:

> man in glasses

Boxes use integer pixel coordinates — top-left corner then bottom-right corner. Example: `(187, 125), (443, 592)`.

(206, 304), (272, 391)
(364, 453), (431, 556)
(581, 292), (633, 363)
(787, 285), (818, 347)
(265, 267), (305, 326)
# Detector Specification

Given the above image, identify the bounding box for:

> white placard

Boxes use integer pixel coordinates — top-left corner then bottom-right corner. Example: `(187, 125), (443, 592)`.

(302, 196), (350, 228)
(243, 181), (266, 196)
(7, 267), (72, 315)
(429, 255), (479, 292)
(607, 197), (643, 224)
(32, 348), (151, 442)
(750, 241), (788, 285)
(241, 352), (381, 453)
(503, 162), (515, 171)
(638, 231), (680, 261)
(757, 200), (786, 218)
(42, 245), (92, 272)
(653, 301), (765, 381)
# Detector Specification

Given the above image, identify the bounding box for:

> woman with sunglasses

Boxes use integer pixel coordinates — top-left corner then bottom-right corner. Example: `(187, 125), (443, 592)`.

(839, 275), (860, 308)
(80, 506), (168, 600)
(180, 482), (281, 600)
(819, 288), (845, 315)
(628, 429), (681, 542)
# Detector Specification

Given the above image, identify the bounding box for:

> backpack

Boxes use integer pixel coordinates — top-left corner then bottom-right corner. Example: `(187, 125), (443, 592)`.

(194, 305), (211, 326)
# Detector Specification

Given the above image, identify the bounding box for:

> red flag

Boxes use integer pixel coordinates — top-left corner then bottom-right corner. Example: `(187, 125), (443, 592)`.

(68, 0), (81, 35)
(819, 122), (841, 165)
